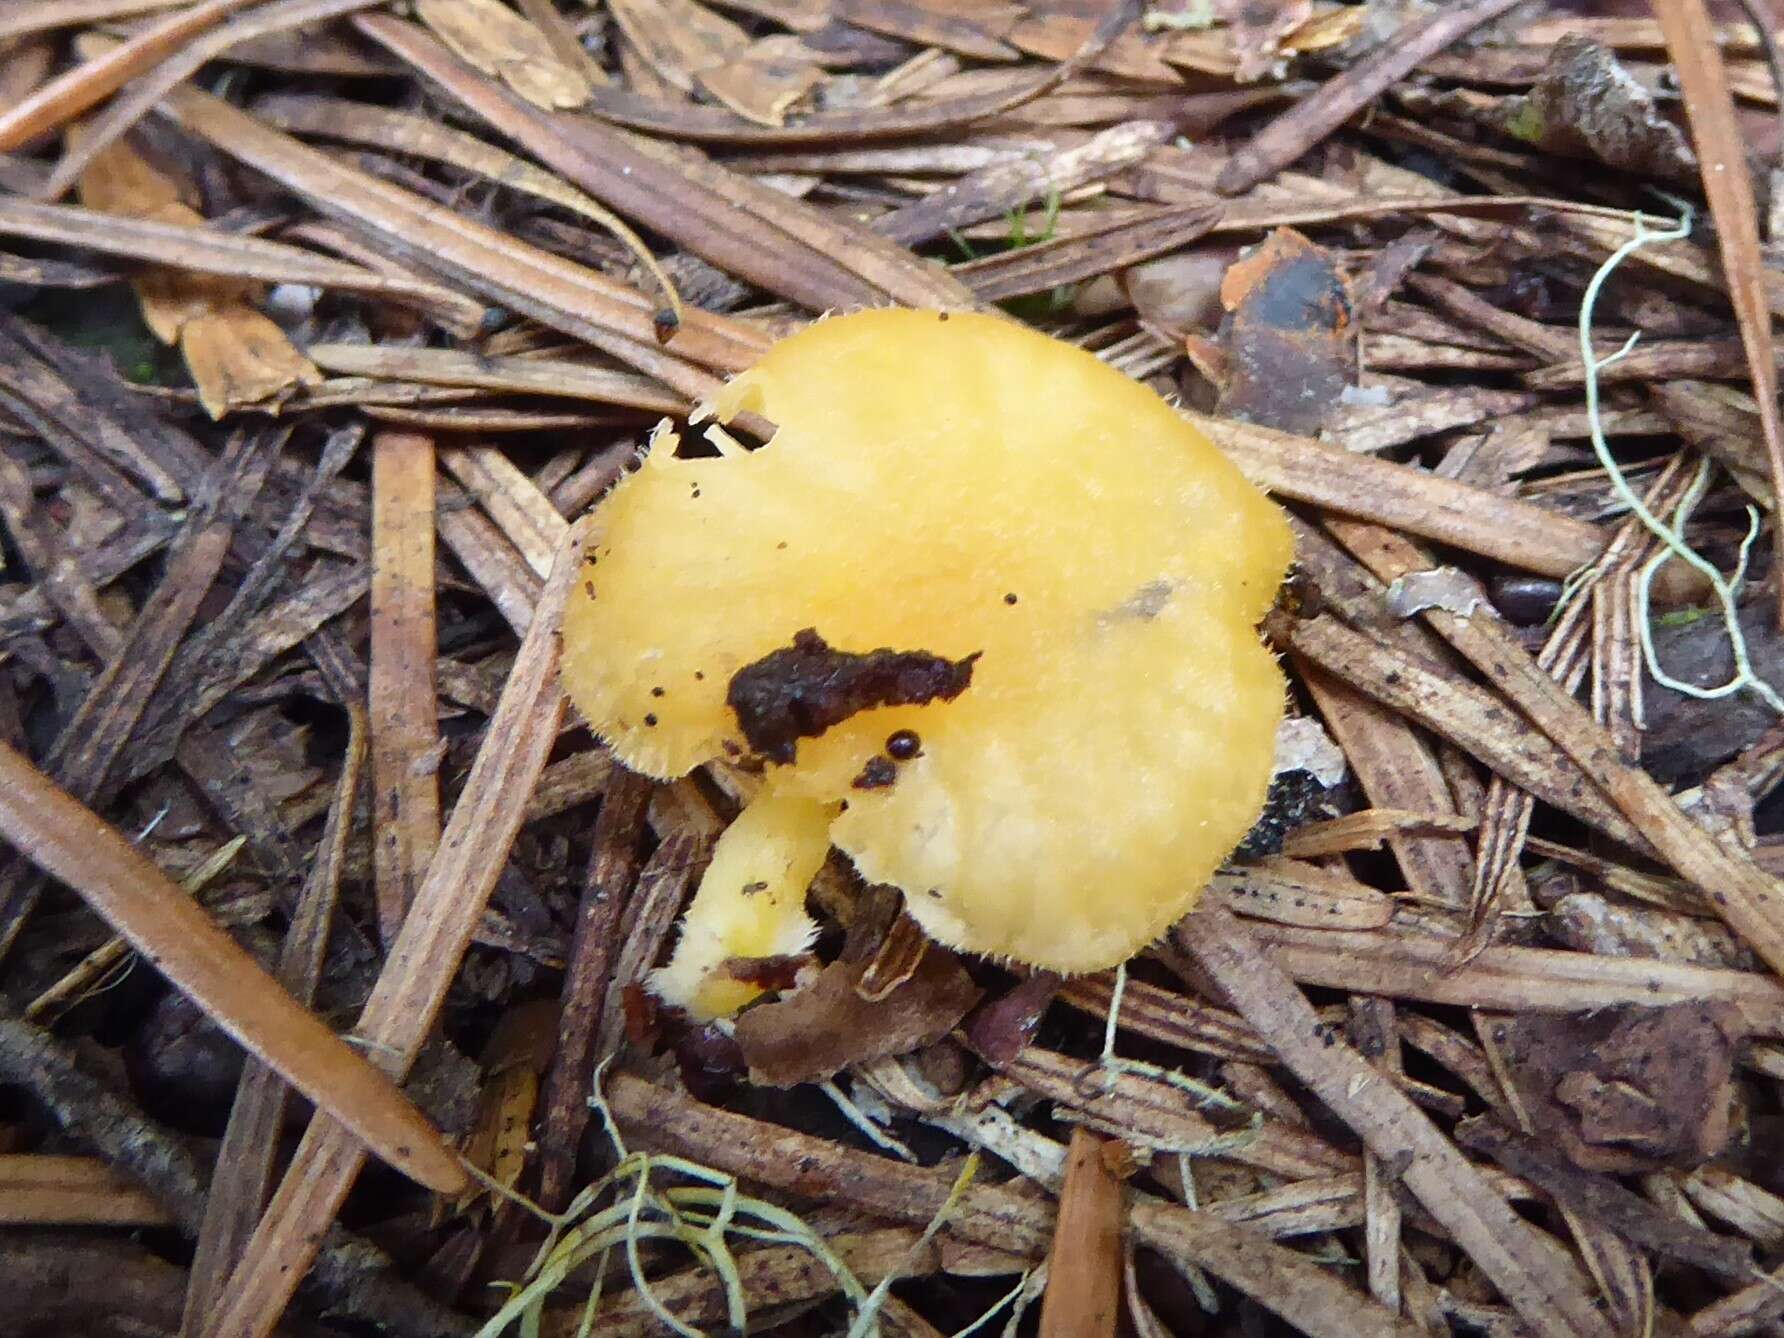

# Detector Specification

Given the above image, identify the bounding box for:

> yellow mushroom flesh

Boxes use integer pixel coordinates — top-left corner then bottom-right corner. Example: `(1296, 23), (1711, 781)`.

(561, 310), (1293, 1019)
(648, 789), (837, 1020)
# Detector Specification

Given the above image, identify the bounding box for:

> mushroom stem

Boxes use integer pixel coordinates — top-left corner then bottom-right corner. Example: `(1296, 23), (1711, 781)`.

(650, 789), (838, 1020)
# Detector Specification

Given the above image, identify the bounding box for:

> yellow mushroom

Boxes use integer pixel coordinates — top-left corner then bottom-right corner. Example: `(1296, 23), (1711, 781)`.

(561, 310), (1293, 1019)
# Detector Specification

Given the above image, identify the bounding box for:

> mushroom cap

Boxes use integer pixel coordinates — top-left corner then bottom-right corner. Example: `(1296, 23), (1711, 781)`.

(560, 309), (1293, 973)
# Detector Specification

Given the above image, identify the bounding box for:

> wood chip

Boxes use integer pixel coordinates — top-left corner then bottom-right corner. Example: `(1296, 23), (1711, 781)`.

(369, 431), (440, 945)
(0, 1154), (173, 1226)
(1038, 1128), (1125, 1338)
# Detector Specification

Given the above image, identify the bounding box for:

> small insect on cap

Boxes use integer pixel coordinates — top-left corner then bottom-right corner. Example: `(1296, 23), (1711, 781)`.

(561, 310), (1293, 1017)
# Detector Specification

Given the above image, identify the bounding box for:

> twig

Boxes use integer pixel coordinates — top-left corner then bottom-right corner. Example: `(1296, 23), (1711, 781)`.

(1731, 0), (1784, 175)
(1447, 456), (1699, 956)
(1652, 0), (1784, 628)
(0, 1009), (474, 1338)
(24, 834), (244, 1021)
(249, 95), (684, 331)
(0, 1154), (172, 1226)
(593, 830), (706, 1060)
(1454, 1118), (1751, 1281)
(0, 430), (276, 962)
(1178, 908), (1615, 1338)
(1215, 0), (1528, 195)
(1193, 413), (1661, 588)
(1322, 518), (1784, 981)
(818, 1077), (919, 1163)
(153, 83), (760, 393)
(533, 767), (652, 1211)
(1246, 921), (1784, 1034)
(607, 1072), (1420, 1338)
(0, 0), (253, 154)
(0, 0), (190, 40)
(466, 1064), (884, 1338)
(182, 650), (367, 1336)
(354, 12), (975, 314)
(845, 1152), (978, 1338)
(1348, 998), (1405, 1315)
(48, 0), (387, 200)
(0, 737), (464, 1193)
(1576, 204), (1784, 713)
(204, 516), (587, 1338)
(0, 198), (484, 331)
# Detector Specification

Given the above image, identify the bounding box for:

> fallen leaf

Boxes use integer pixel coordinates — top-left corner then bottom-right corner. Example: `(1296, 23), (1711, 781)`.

(608, 0), (749, 91)
(1214, 227), (1354, 436)
(1492, 1003), (1746, 1173)
(698, 38), (825, 127)
(415, 0), (592, 110)
(1279, 3), (1367, 56)
(180, 310), (324, 419)
(74, 133), (318, 417)
(961, 969), (1062, 1069)
(449, 1000), (556, 1218)
(1505, 35), (1697, 184)
(608, 0), (824, 125)
(735, 947), (981, 1087)
(1216, 0), (1312, 81)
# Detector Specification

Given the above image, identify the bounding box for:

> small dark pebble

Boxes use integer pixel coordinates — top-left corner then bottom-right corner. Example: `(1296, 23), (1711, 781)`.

(886, 729), (921, 759)
(1490, 574), (1564, 626)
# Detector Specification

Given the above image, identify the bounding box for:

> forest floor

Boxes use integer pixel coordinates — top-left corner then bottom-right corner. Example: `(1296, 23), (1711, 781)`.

(9, 2), (1784, 1336)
